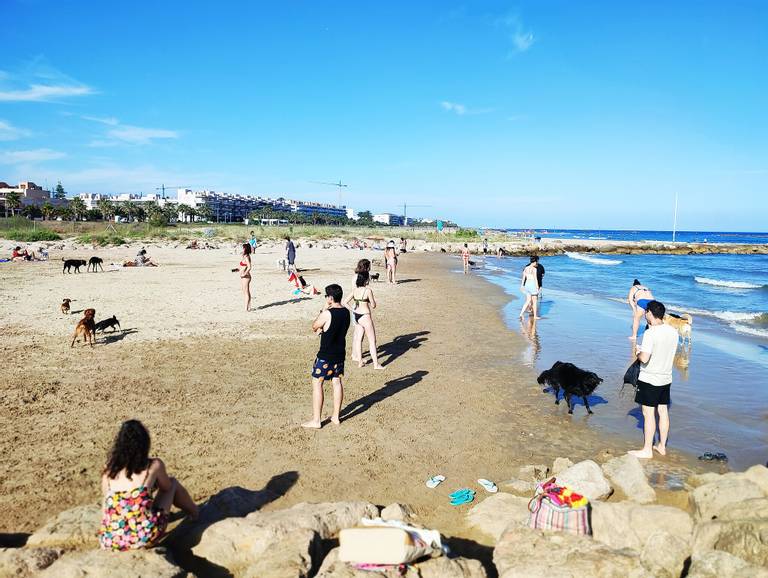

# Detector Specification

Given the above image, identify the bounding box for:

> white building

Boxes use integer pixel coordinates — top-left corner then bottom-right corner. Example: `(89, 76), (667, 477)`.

(373, 213), (406, 226)
(346, 207), (359, 221)
(78, 192), (166, 211)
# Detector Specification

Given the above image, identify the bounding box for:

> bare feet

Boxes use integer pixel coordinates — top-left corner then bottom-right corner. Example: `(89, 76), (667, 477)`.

(628, 336), (637, 341)
(653, 444), (667, 456)
(533, 316), (542, 320)
(301, 421), (322, 429)
(330, 416), (341, 425)
(373, 364), (385, 370)
(628, 449), (653, 459)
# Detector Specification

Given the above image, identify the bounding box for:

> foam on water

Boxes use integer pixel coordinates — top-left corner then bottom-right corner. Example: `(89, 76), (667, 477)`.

(695, 277), (764, 289)
(564, 252), (623, 266)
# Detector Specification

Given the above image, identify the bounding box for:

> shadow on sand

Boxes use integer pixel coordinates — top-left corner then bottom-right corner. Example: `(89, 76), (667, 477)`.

(377, 331), (430, 367)
(258, 297), (311, 310)
(102, 328), (138, 344)
(340, 370), (428, 422)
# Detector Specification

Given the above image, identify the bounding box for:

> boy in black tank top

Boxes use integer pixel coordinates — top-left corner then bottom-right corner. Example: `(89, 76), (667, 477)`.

(302, 284), (351, 429)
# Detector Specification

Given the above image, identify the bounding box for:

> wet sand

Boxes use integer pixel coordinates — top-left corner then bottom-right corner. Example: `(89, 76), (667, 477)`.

(0, 243), (699, 545)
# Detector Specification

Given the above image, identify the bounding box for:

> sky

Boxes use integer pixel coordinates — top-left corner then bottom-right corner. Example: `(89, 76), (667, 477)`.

(1, 0), (767, 230)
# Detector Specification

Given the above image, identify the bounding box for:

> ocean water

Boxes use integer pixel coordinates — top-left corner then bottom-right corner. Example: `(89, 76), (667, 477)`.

(503, 228), (768, 245)
(476, 251), (768, 470)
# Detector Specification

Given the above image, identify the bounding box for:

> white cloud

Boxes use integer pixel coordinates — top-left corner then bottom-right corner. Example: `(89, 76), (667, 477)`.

(0, 84), (94, 102)
(82, 115), (120, 126)
(497, 13), (535, 54)
(82, 115), (179, 145)
(0, 148), (66, 164)
(0, 120), (31, 141)
(441, 101), (467, 115)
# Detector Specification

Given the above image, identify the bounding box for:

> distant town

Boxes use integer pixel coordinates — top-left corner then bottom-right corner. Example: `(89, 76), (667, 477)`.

(0, 180), (454, 227)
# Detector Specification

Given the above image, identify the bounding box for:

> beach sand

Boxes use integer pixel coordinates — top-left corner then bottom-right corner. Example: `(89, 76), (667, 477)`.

(0, 242), (698, 548)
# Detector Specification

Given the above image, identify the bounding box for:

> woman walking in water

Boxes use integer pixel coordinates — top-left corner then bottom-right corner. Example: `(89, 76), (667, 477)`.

(519, 259), (541, 319)
(347, 271), (384, 369)
(99, 420), (198, 551)
(461, 243), (470, 274)
(384, 241), (398, 284)
(627, 279), (654, 341)
(238, 243), (252, 311)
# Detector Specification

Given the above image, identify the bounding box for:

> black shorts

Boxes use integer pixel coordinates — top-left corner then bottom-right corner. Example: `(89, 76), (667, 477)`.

(635, 380), (671, 407)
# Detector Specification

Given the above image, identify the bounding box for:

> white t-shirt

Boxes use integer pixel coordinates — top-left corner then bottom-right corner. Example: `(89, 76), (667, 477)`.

(638, 324), (679, 386)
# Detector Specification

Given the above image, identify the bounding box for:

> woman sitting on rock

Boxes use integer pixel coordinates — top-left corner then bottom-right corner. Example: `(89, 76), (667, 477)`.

(99, 420), (198, 551)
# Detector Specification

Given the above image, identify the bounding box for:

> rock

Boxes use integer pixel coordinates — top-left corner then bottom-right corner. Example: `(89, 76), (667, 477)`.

(552, 457), (574, 475)
(26, 505), (101, 550)
(555, 460), (613, 501)
(687, 550), (768, 578)
(591, 502), (693, 551)
(745, 464), (768, 495)
(601, 455), (656, 504)
(692, 498), (768, 567)
(0, 547), (62, 577)
(498, 479), (536, 495)
(193, 501), (377, 576)
(239, 529), (319, 578)
(316, 548), (486, 577)
(381, 503), (415, 522)
(38, 548), (185, 577)
(690, 476), (763, 521)
(686, 472), (723, 489)
(493, 526), (648, 577)
(639, 532), (690, 578)
(466, 493), (531, 541)
(517, 464), (550, 482)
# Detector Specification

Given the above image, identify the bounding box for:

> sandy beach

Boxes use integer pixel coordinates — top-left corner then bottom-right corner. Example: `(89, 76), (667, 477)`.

(0, 241), (702, 552)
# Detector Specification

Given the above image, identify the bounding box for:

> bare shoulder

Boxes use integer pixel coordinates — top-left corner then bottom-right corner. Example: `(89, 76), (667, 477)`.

(150, 457), (166, 473)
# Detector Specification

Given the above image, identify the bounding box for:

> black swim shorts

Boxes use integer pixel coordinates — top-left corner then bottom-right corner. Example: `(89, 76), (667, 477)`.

(635, 380), (671, 407)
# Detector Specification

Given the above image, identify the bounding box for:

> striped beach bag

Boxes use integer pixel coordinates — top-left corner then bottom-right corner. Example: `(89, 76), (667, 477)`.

(527, 478), (591, 535)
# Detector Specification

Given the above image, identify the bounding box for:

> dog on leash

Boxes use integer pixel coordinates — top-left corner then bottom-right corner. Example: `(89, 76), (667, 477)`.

(664, 313), (693, 345)
(71, 308), (96, 348)
(94, 315), (121, 333)
(88, 256), (104, 272)
(62, 258), (87, 274)
(61, 298), (72, 314)
(537, 361), (603, 415)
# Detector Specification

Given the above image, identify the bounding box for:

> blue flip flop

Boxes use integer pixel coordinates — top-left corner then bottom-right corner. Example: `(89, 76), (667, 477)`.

(450, 492), (475, 506)
(449, 488), (474, 500)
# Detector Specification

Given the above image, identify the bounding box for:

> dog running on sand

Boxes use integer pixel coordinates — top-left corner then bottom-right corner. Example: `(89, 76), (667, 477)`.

(61, 298), (72, 314)
(71, 308), (96, 348)
(664, 313), (693, 345)
(94, 315), (121, 333)
(537, 361), (603, 415)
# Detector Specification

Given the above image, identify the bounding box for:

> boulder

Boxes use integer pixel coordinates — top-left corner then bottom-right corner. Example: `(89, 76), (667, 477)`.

(639, 532), (690, 578)
(381, 503), (415, 522)
(745, 464), (768, 495)
(517, 465), (550, 482)
(38, 548), (185, 577)
(493, 526), (649, 577)
(690, 477), (763, 521)
(193, 501), (377, 576)
(692, 498), (768, 567)
(591, 502), (693, 551)
(601, 455), (656, 504)
(26, 505), (101, 550)
(498, 479), (536, 495)
(0, 547), (61, 577)
(552, 457), (574, 475)
(316, 548), (486, 577)
(687, 550), (768, 578)
(466, 493), (531, 541)
(555, 460), (613, 501)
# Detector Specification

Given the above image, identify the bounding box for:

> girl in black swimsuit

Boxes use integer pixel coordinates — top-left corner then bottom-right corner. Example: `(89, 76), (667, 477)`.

(347, 271), (384, 369)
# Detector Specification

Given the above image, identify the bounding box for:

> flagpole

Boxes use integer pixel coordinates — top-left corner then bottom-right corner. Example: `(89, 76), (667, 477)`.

(672, 192), (678, 242)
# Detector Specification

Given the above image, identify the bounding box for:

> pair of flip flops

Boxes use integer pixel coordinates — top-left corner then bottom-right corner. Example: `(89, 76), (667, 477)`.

(449, 488), (475, 505)
(425, 475), (446, 489)
(698, 452), (728, 462)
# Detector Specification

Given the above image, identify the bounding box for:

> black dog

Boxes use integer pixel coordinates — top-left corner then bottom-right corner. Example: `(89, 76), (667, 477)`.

(537, 361), (603, 414)
(94, 315), (121, 333)
(370, 272), (380, 282)
(88, 256), (104, 272)
(62, 258), (87, 274)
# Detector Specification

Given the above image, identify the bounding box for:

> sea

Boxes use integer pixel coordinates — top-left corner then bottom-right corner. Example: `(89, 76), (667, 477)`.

(477, 229), (768, 470)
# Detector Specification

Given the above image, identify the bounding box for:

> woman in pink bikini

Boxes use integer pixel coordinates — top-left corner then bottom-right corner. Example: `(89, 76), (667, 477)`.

(99, 420), (198, 551)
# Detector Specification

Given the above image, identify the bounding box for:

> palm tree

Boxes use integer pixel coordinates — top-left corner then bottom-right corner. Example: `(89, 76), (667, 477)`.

(196, 204), (213, 222)
(4, 191), (21, 217)
(69, 197), (87, 221)
(97, 198), (115, 221)
(41, 201), (54, 221)
(176, 203), (192, 223)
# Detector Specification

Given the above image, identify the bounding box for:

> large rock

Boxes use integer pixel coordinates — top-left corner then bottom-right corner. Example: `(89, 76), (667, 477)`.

(26, 505), (101, 550)
(493, 526), (649, 577)
(639, 532), (690, 578)
(316, 548), (486, 577)
(692, 497), (768, 567)
(466, 493), (531, 541)
(381, 503), (415, 522)
(552, 457), (574, 475)
(0, 547), (61, 577)
(38, 548), (185, 577)
(555, 460), (613, 501)
(745, 464), (768, 495)
(690, 476), (763, 521)
(193, 501), (377, 576)
(687, 550), (768, 578)
(498, 479), (536, 495)
(601, 455), (656, 504)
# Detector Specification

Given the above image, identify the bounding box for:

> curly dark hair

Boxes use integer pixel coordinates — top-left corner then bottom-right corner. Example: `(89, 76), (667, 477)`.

(104, 420), (151, 479)
(355, 259), (370, 274)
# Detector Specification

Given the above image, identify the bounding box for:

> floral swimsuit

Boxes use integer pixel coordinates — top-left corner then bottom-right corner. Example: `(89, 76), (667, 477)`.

(99, 467), (168, 551)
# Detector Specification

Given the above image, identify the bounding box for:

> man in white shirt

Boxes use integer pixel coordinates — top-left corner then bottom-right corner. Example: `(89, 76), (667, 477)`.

(629, 300), (679, 459)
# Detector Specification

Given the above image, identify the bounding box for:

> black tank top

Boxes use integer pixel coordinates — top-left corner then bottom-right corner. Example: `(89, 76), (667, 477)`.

(318, 307), (350, 363)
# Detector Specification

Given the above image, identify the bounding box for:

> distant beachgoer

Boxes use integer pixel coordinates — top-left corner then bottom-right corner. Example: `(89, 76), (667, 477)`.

(519, 260), (541, 319)
(531, 255), (545, 300)
(285, 236), (296, 272)
(249, 231), (258, 251)
(238, 243), (252, 311)
(99, 420), (198, 551)
(627, 279), (654, 341)
(384, 241), (398, 284)
(461, 243), (470, 274)
(302, 284), (351, 429)
(11, 246), (35, 262)
(629, 300), (679, 459)
(347, 271), (383, 370)
(399, 237), (407, 254)
(497, 247), (508, 257)
(129, 249), (157, 267)
(483, 238), (489, 254)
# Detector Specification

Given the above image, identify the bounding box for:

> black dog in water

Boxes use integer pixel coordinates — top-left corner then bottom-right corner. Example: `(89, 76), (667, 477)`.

(537, 361), (603, 415)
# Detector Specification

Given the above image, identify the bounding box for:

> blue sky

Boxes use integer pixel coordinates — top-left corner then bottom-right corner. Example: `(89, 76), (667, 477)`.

(1, 1), (766, 230)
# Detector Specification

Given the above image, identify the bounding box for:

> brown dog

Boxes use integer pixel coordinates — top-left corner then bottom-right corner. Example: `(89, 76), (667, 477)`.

(664, 313), (693, 345)
(61, 298), (72, 314)
(71, 308), (96, 348)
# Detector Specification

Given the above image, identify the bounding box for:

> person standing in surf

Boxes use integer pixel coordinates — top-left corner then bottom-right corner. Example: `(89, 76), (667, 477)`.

(627, 279), (654, 341)
(461, 243), (470, 274)
(519, 259), (541, 319)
